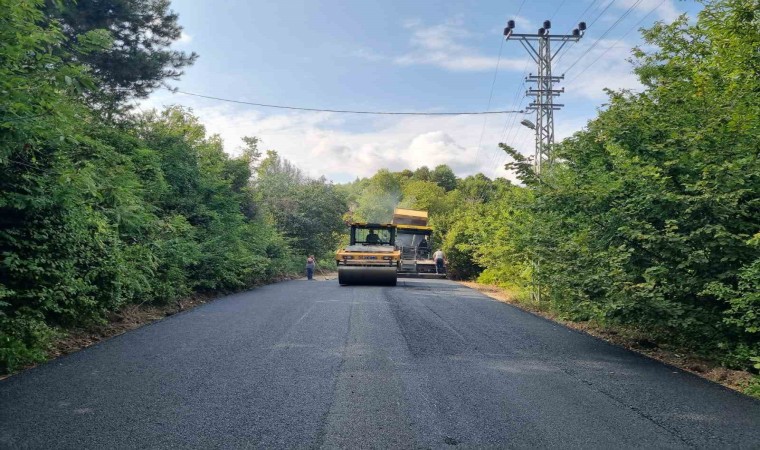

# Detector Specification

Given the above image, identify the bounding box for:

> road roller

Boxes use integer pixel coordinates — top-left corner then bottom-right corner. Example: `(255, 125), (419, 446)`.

(336, 223), (400, 286)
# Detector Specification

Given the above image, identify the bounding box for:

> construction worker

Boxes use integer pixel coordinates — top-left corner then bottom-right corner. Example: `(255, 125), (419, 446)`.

(433, 249), (445, 274)
(366, 230), (380, 244)
(417, 236), (429, 258)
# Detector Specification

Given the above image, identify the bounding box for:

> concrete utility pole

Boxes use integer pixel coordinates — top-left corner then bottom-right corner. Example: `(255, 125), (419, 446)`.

(504, 20), (585, 174)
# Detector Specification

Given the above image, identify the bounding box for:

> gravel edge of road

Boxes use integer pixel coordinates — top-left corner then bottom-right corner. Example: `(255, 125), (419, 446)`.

(459, 281), (760, 400)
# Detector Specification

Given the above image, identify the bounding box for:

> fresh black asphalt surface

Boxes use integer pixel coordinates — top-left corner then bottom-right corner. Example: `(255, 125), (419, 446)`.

(2, 278), (760, 449)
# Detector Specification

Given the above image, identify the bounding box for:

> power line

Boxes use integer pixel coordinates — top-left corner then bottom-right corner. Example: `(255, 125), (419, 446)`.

(167, 89), (523, 116)
(489, 62), (530, 179)
(576, 0), (601, 26)
(516, 0), (528, 16)
(550, 0), (568, 20)
(560, 0), (643, 75)
(492, 82), (530, 178)
(474, 38), (506, 168)
(491, 88), (532, 181)
(554, 0), (612, 68)
(565, 0), (665, 85)
(587, 0), (618, 29)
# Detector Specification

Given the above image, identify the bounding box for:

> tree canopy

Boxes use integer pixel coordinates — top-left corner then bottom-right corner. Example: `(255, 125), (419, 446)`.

(46, 0), (198, 111)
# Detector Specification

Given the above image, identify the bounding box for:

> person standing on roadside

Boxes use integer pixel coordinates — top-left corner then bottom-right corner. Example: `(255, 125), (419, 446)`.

(306, 255), (316, 280)
(433, 249), (445, 274)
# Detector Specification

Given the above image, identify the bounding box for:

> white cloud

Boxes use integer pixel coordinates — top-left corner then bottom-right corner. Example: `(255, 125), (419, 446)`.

(176, 32), (193, 45)
(505, 15), (538, 34)
(138, 91), (532, 182)
(356, 18), (529, 72)
(407, 131), (481, 173)
(557, 38), (643, 100)
(617, 0), (682, 22)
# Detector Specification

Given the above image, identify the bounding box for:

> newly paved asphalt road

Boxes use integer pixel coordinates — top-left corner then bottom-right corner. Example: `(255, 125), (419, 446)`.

(2, 278), (760, 449)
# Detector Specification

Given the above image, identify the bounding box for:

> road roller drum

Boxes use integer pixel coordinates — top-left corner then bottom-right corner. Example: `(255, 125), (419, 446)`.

(338, 266), (397, 286)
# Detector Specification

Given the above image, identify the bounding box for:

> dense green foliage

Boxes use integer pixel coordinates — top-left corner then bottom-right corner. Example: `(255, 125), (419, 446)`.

(253, 149), (348, 258)
(0, 0), (339, 372)
(509, 0), (759, 368)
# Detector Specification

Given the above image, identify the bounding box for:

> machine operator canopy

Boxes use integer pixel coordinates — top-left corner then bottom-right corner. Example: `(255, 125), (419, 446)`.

(349, 223), (396, 246)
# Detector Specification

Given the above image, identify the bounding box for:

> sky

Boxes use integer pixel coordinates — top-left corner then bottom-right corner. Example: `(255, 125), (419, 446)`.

(142, 0), (703, 183)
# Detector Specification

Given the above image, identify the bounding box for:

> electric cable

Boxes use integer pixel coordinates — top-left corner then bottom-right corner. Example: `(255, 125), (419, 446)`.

(565, 0), (665, 85)
(516, 0), (528, 16)
(491, 66), (529, 178)
(554, 0), (614, 68)
(560, 0), (644, 75)
(575, 0), (601, 27)
(167, 89), (523, 116)
(550, 0), (568, 20)
(473, 38), (506, 168)
(587, 0), (619, 29)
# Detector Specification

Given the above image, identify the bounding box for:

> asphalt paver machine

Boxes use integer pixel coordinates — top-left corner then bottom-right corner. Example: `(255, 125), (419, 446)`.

(392, 208), (446, 278)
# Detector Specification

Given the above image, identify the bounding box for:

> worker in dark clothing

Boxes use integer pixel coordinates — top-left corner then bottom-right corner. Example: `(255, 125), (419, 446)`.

(366, 230), (380, 244)
(305, 255), (316, 280)
(417, 237), (429, 259)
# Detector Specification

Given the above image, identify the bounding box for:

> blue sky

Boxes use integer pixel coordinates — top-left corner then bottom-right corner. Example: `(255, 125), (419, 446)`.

(144, 0), (703, 182)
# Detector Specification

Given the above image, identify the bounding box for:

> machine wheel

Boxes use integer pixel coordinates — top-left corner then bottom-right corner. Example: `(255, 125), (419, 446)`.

(338, 266), (397, 286)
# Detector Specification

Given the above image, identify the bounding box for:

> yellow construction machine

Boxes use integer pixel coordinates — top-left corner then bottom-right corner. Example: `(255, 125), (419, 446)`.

(335, 223), (400, 286)
(392, 208), (446, 278)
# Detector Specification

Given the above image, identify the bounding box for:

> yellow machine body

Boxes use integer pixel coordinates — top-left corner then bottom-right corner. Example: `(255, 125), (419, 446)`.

(392, 209), (446, 278)
(336, 223), (400, 286)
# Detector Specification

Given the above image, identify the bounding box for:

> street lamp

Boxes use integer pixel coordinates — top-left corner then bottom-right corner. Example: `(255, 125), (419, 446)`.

(520, 119), (536, 130)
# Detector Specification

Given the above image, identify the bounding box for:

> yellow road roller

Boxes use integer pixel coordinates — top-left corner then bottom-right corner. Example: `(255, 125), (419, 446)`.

(336, 223), (400, 286)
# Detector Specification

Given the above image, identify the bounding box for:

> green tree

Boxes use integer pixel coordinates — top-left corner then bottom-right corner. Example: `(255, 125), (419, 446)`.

(1, 0), (119, 370)
(413, 166), (431, 181)
(0, 1), (345, 375)
(399, 180), (447, 216)
(431, 164), (458, 191)
(254, 151), (348, 257)
(352, 169), (402, 223)
(457, 173), (497, 203)
(47, 0), (198, 110)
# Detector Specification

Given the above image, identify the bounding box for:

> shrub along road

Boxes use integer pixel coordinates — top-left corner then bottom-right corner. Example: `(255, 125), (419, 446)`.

(1, 278), (759, 448)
